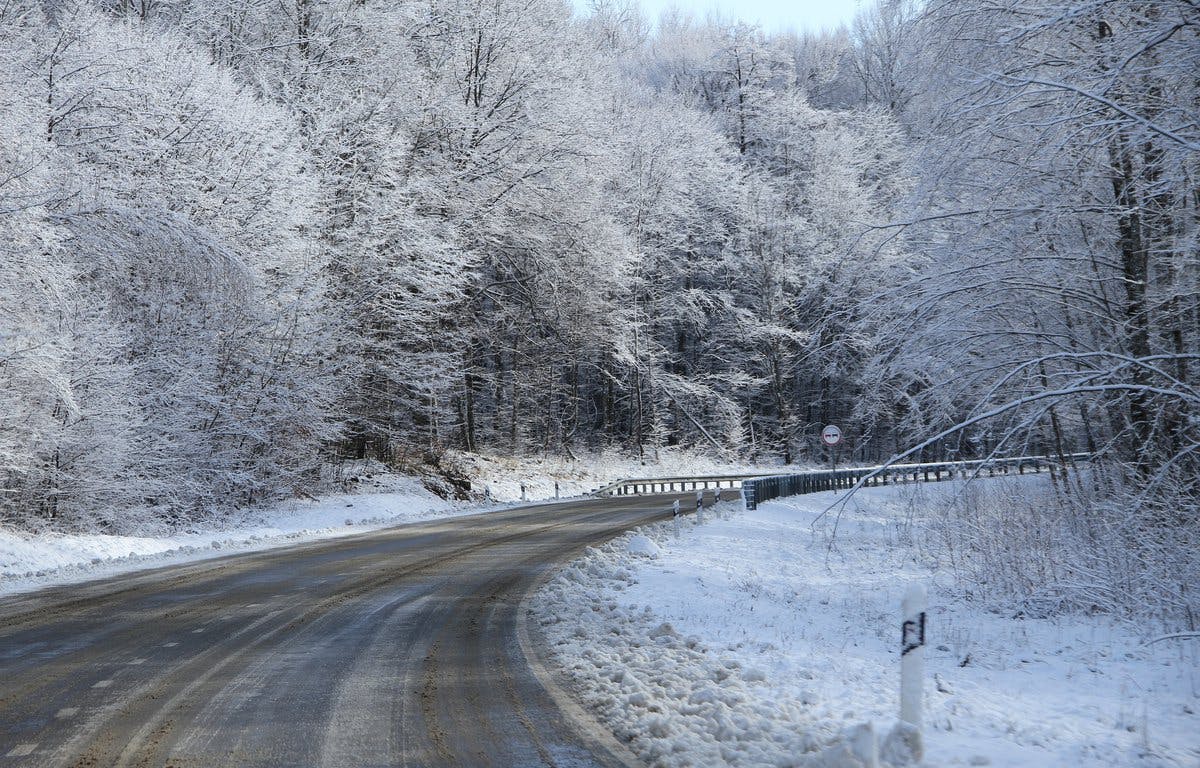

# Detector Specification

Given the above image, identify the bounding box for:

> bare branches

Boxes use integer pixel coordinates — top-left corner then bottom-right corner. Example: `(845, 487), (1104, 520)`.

(985, 73), (1200, 152)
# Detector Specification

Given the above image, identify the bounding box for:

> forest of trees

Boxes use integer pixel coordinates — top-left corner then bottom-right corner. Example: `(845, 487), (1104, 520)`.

(0, 0), (1195, 564)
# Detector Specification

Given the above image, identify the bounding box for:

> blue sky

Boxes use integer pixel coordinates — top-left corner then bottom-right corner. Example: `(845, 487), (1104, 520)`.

(571, 0), (865, 33)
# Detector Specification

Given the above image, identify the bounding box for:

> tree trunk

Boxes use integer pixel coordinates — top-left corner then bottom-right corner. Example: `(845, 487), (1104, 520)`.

(1109, 134), (1154, 473)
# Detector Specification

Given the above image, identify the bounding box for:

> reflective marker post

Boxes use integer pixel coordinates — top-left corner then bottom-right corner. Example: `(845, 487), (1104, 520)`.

(672, 499), (681, 538)
(695, 490), (704, 524)
(900, 583), (927, 728)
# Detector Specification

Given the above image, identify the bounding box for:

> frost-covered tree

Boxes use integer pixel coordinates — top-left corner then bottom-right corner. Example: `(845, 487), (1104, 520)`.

(853, 0), (1199, 621)
(0, 32), (76, 527)
(604, 87), (747, 458)
(866, 0), (1198, 469)
(0, 5), (338, 529)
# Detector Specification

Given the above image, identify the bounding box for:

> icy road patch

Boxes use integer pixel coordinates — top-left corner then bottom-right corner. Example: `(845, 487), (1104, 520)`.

(530, 480), (1199, 767)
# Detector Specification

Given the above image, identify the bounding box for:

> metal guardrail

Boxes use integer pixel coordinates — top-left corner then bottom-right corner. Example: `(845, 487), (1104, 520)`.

(742, 453), (1092, 510)
(591, 453), (1092, 506)
(593, 472), (783, 498)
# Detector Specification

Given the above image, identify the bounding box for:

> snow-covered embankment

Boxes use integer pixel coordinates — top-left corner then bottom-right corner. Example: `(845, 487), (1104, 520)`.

(529, 480), (1199, 767)
(0, 473), (464, 597)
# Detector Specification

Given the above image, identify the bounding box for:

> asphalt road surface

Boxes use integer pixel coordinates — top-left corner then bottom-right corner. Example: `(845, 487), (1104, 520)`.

(0, 493), (715, 767)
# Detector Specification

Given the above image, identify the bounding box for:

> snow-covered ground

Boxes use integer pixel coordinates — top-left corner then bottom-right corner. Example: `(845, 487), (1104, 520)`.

(531, 478), (1200, 768)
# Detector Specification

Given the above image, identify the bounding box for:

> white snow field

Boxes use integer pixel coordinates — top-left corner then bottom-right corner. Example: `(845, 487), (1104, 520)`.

(531, 478), (1200, 768)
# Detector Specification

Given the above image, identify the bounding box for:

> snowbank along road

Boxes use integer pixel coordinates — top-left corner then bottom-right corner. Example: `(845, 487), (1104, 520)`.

(0, 495), (720, 767)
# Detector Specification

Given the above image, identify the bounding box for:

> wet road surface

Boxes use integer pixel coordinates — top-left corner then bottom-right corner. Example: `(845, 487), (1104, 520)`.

(0, 494), (703, 767)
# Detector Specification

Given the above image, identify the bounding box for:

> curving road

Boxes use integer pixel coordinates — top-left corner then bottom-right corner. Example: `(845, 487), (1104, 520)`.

(0, 494), (700, 767)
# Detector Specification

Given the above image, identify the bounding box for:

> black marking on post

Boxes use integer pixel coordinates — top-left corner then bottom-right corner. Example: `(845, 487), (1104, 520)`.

(902, 611), (926, 656)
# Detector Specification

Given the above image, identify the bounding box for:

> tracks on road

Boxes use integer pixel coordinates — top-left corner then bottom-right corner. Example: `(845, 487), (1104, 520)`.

(0, 495), (692, 767)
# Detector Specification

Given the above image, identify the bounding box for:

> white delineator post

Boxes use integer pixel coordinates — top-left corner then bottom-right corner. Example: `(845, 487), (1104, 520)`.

(900, 582), (927, 727)
(672, 500), (681, 538)
(695, 490), (704, 524)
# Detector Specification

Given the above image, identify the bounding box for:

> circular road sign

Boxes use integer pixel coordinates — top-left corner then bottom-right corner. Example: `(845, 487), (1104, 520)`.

(821, 424), (843, 446)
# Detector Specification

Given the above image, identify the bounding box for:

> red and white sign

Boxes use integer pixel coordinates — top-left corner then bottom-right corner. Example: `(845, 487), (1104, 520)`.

(821, 424), (843, 446)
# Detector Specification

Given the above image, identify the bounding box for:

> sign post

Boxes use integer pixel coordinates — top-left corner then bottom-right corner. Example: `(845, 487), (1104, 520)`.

(821, 424), (843, 474)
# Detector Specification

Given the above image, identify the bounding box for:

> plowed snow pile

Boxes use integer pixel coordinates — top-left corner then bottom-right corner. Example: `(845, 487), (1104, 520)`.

(531, 480), (1198, 767)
